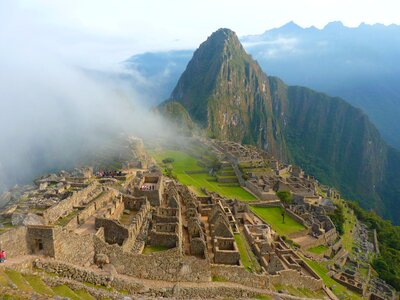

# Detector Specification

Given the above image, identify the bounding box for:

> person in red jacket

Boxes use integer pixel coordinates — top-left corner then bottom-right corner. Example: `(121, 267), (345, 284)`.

(0, 250), (4, 263)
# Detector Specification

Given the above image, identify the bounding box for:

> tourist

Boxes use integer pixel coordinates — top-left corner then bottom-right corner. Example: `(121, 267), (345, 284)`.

(0, 250), (5, 263)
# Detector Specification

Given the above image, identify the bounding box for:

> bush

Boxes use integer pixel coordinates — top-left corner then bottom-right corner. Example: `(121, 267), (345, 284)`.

(276, 191), (293, 205)
(162, 157), (175, 164)
(328, 202), (345, 235)
(347, 200), (400, 291)
(164, 167), (177, 180)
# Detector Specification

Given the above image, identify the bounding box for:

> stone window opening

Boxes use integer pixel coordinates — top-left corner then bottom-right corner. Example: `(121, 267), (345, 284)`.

(34, 238), (44, 253)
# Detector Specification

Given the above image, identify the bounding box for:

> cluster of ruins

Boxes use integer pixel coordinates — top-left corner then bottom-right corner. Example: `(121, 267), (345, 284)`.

(0, 136), (397, 300)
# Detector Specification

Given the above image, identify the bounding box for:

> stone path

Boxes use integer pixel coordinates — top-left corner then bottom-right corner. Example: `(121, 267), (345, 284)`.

(0, 255), (36, 268)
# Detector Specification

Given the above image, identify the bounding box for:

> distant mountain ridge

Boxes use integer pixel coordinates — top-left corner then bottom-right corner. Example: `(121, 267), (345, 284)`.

(159, 28), (400, 224)
(126, 21), (400, 149)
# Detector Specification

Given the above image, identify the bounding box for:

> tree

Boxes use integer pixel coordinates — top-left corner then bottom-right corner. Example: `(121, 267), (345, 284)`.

(162, 157), (175, 164)
(277, 191), (293, 205)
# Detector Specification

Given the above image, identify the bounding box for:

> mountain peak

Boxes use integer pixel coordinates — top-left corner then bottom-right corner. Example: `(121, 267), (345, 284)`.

(213, 28), (236, 38)
(280, 21), (302, 30)
(204, 28), (241, 50)
(168, 28), (286, 156)
(323, 21), (345, 30)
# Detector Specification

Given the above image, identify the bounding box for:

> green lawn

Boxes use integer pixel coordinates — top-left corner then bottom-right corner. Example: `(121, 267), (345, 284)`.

(273, 284), (326, 299)
(52, 285), (81, 300)
(151, 149), (257, 201)
(342, 206), (356, 252)
(1, 269), (99, 299)
(75, 289), (96, 300)
(4, 269), (33, 292)
(142, 245), (169, 254)
(211, 275), (227, 282)
(56, 209), (79, 227)
(0, 269), (11, 286)
(234, 233), (262, 272)
(249, 206), (306, 236)
(303, 258), (362, 300)
(23, 274), (54, 295)
(152, 150), (204, 173)
(307, 245), (329, 255)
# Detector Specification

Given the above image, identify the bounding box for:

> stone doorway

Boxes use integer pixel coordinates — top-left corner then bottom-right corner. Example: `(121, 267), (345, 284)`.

(33, 238), (44, 254)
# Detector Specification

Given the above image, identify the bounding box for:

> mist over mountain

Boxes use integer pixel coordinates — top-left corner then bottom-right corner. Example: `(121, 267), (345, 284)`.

(124, 51), (194, 107)
(159, 28), (400, 224)
(126, 22), (400, 149)
(0, 44), (173, 198)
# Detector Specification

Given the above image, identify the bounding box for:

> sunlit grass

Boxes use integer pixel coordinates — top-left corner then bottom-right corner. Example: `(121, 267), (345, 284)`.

(250, 206), (305, 236)
(151, 149), (257, 201)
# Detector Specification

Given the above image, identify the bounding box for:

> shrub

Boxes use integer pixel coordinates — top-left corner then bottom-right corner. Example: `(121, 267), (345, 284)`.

(276, 191), (293, 205)
(162, 157), (175, 164)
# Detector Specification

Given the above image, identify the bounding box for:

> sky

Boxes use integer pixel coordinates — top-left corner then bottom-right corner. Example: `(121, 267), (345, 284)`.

(0, 0), (398, 193)
(2, 0), (399, 69)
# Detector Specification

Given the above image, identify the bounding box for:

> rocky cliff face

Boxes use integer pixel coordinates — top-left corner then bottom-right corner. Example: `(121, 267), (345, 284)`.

(170, 28), (287, 158)
(162, 28), (400, 223)
(268, 77), (392, 216)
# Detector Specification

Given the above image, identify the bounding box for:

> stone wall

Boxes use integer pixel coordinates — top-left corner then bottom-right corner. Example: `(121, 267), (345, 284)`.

(34, 259), (144, 293)
(270, 269), (323, 291)
(284, 208), (308, 229)
(122, 195), (146, 210)
(245, 181), (278, 201)
(134, 175), (163, 206)
(213, 237), (240, 265)
(210, 264), (269, 289)
(150, 231), (179, 248)
(153, 208), (179, 223)
(33, 259), (278, 299)
(43, 182), (102, 224)
(0, 226), (29, 258)
(77, 203), (96, 225)
(64, 190), (118, 230)
(95, 218), (129, 246)
(94, 236), (211, 282)
(297, 228), (338, 249)
(26, 225), (58, 257)
(54, 230), (94, 267)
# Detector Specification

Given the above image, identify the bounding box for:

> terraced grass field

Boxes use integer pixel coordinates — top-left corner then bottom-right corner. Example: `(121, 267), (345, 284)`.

(303, 258), (362, 299)
(307, 245), (329, 255)
(272, 284), (327, 299)
(151, 149), (257, 201)
(0, 269), (97, 299)
(249, 206), (306, 236)
(341, 204), (357, 252)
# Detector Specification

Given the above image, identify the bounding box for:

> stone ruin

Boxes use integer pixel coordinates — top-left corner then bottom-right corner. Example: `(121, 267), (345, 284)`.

(1, 137), (396, 299)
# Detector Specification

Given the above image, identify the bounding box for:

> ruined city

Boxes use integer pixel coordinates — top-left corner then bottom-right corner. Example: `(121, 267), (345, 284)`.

(0, 135), (397, 300)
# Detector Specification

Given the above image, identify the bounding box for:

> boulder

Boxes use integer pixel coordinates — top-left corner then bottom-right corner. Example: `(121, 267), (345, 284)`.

(11, 213), (45, 226)
(95, 253), (110, 268)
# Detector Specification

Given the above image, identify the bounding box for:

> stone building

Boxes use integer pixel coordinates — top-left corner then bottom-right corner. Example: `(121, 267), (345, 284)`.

(133, 171), (164, 206)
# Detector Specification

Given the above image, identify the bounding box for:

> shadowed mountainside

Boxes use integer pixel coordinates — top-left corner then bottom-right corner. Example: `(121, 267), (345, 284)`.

(160, 28), (400, 224)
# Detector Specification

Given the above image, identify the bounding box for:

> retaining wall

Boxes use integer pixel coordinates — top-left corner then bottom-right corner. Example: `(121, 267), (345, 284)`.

(94, 236), (211, 282)
(43, 182), (102, 224)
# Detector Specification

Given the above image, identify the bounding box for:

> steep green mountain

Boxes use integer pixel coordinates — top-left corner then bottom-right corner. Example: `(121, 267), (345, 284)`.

(155, 101), (196, 136)
(170, 28), (287, 158)
(268, 77), (400, 220)
(161, 28), (400, 224)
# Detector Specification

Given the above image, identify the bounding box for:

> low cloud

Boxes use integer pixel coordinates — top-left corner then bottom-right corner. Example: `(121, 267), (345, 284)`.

(244, 37), (300, 58)
(0, 5), (174, 193)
